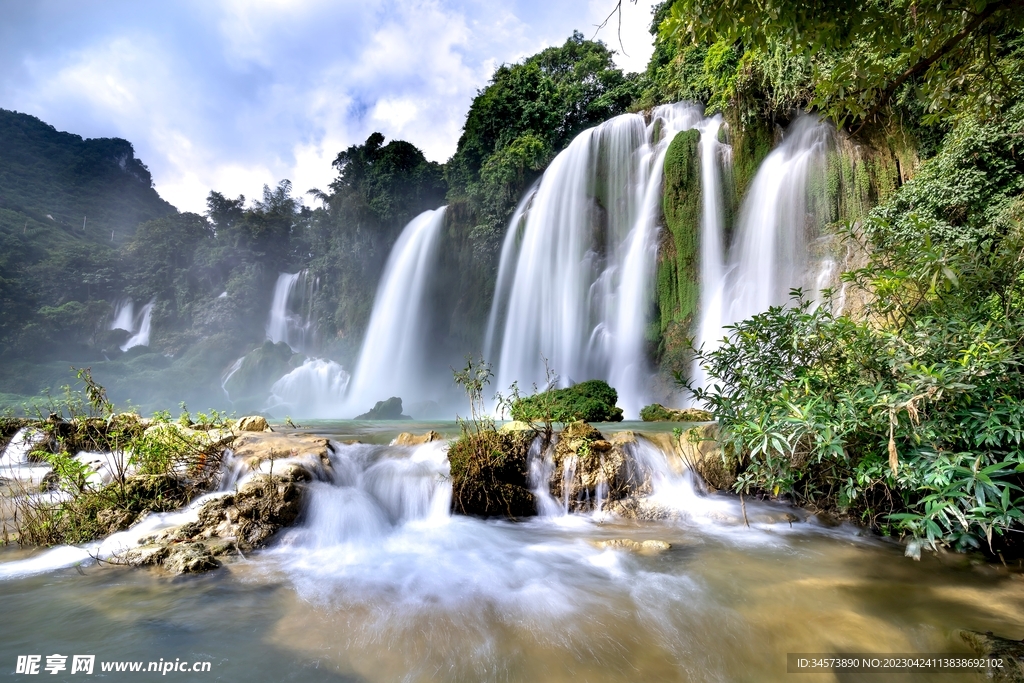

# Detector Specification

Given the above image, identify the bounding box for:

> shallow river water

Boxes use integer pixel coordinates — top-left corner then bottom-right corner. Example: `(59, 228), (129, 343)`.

(2, 421), (1023, 682)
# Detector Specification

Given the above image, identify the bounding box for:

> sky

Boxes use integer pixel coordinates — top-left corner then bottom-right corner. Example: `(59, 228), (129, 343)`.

(0, 0), (658, 214)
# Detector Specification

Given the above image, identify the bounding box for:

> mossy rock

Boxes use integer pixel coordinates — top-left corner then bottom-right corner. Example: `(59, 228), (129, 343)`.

(510, 379), (623, 423)
(639, 403), (713, 422)
(448, 429), (536, 518)
(222, 340), (304, 404)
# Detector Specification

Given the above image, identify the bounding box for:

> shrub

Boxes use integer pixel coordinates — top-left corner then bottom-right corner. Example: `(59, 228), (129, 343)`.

(510, 380), (624, 423)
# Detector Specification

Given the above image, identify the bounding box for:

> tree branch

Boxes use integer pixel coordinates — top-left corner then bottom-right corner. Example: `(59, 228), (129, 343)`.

(852, 0), (1017, 135)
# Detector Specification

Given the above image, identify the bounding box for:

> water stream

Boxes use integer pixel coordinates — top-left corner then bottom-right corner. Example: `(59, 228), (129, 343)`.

(0, 422), (1020, 682)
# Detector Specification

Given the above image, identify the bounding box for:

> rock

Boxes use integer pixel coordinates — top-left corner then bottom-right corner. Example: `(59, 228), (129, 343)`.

(499, 420), (535, 433)
(236, 415), (272, 432)
(119, 543), (169, 566)
(594, 539), (672, 553)
(959, 630), (1024, 682)
(639, 403), (714, 422)
(355, 397), (411, 420)
(449, 429), (536, 518)
(392, 430), (443, 446)
(231, 474), (302, 548)
(606, 496), (681, 521)
(551, 422), (649, 512)
(676, 423), (737, 491)
(163, 542), (221, 574)
(222, 340), (304, 407)
(226, 431), (332, 478)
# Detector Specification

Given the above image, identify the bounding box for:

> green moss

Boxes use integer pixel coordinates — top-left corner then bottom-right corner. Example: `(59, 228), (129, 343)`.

(656, 129), (701, 374)
(510, 379), (624, 423)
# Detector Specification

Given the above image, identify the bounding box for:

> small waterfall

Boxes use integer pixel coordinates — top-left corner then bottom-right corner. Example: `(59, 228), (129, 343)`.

(488, 104), (703, 417)
(344, 207), (446, 413)
(694, 116), (730, 352)
(121, 300), (154, 351)
(266, 270), (318, 352)
(267, 358), (351, 419)
(109, 299), (134, 332)
(693, 115), (831, 380)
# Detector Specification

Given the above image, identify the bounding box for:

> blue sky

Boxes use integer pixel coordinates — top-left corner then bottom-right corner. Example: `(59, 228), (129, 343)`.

(0, 0), (657, 213)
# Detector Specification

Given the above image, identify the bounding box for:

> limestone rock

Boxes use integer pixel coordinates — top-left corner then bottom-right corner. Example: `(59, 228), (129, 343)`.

(236, 415), (272, 432)
(677, 423), (737, 491)
(551, 423), (651, 512)
(639, 403), (713, 422)
(356, 397), (411, 420)
(392, 430), (443, 446)
(594, 539), (671, 553)
(163, 542), (221, 574)
(119, 543), (169, 566)
(227, 431), (332, 479)
(959, 630), (1024, 682)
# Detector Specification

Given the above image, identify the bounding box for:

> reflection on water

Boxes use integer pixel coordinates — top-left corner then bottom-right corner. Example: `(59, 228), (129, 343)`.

(1, 421), (1022, 682)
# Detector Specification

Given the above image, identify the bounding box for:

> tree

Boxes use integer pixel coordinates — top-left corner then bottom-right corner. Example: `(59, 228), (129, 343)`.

(660, 0), (1024, 129)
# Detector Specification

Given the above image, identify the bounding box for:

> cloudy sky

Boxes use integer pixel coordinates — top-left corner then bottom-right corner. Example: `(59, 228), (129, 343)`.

(0, 0), (658, 213)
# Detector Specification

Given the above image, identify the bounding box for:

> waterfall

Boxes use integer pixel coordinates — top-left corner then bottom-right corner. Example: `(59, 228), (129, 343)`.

(266, 270), (318, 352)
(488, 103), (703, 417)
(694, 116), (730, 356)
(266, 358), (351, 419)
(692, 116), (831, 385)
(121, 300), (154, 351)
(109, 299), (134, 332)
(344, 207), (447, 413)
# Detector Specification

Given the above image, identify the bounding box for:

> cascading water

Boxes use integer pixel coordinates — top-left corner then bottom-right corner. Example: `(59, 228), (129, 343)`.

(120, 300), (154, 351)
(109, 299), (134, 332)
(266, 358), (351, 419)
(487, 104), (703, 417)
(344, 207), (446, 414)
(266, 270), (318, 352)
(696, 116), (831, 362)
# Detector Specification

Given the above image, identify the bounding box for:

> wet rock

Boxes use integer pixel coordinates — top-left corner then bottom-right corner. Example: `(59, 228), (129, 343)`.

(959, 630), (1024, 682)
(499, 420), (535, 433)
(606, 496), (681, 521)
(551, 423), (650, 512)
(640, 403), (714, 422)
(236, 415), (272, 432)
(594, 539), (672, 553)
(676, 423), (737, 491)
(449, 429), (536, 518)
(232, 474), (302, 548)
(163, 542), (220, 574)
(227, 432), (332, 479)
(392, 431), (443, 446)
(356, 397), (411, 420)
(120, 544), (169, 566)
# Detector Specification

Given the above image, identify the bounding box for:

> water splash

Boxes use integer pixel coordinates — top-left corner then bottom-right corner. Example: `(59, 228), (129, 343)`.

(267, 358), (351, 419)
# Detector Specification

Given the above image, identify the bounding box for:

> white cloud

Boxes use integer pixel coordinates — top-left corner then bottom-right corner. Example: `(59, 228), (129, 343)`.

(1, 0), (661, 214)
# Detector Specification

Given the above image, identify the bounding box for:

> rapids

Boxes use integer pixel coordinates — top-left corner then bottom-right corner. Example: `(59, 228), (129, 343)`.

(1, 423), (1020, 682)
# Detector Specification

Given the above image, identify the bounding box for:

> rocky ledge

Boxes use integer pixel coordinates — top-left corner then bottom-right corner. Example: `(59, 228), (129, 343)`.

(114, 429), (332, 574)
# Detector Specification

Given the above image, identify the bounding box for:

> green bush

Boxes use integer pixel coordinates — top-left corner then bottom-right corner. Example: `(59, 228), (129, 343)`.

(689, 224), (1024, 554)
(510, 379), (623, 423)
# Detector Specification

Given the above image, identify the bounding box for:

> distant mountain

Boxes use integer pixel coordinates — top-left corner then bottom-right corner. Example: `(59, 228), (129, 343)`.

(0, 108), (175, 240)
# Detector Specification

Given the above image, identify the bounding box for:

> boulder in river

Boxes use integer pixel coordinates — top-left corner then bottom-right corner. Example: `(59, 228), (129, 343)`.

(392, 430), (443, 446)
(356, 396), (411, 420)
(639, 403), (713, 422)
